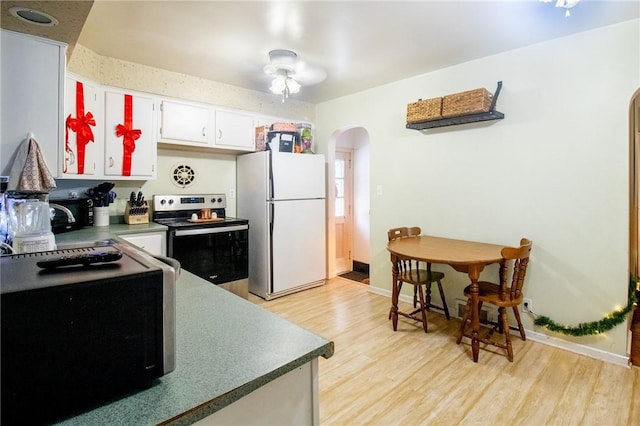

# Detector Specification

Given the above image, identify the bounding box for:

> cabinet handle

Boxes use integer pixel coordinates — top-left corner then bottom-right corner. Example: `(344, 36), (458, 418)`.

(202, 127), (206, 137)
(218, 129), (222, 139)
(109, 157), (114, 167)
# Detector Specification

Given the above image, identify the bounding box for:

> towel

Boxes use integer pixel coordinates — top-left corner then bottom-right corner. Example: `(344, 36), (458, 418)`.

(7, 134), (56, 193)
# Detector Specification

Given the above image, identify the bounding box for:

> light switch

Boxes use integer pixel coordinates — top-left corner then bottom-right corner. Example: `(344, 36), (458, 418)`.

(229, 189), (236, 198)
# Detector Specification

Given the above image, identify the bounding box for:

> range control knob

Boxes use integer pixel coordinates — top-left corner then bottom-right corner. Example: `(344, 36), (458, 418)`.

(160, 199), (166, 205)
(217, 198), (223, 203)
(210, 198), (217, 204)
(168, 199), (174, 205)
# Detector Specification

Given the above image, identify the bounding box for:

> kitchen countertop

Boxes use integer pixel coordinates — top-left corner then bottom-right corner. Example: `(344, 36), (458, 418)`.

(53, 221), (169, 245)
(48, 228), (334, 425)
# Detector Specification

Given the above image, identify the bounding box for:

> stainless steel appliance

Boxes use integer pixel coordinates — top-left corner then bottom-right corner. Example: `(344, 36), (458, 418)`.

(153, 193), (249, 298)
(49, 196), (94, 233)
(237, 151), (326, 300)
(0, 240), (177, 425)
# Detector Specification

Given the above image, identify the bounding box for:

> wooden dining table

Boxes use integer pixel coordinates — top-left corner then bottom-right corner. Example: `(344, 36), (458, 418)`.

(387, 235), (506, 362)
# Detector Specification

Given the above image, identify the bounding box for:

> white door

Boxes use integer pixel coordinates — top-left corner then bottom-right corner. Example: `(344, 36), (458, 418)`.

(271, 199), (326, 294)
(104, 90), (156, 178)
(159, 99), (210, 145)
(214, 110), (255, 150)
(63, 76), (102, 177)
(271, 152), (325, 200)
(335, 149), (353, 274)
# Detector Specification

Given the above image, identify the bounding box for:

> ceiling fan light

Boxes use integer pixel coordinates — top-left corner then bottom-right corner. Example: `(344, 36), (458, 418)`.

(287, 78), (301, 94)
(269, 76), (287, 94)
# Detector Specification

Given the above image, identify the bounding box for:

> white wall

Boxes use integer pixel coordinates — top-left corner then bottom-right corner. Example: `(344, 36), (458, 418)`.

(353, 138), (370, 264)
(315, 20), (640, 357)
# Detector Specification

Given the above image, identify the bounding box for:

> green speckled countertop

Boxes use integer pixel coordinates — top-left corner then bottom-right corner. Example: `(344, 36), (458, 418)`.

(53, 221), (169, 245)
(50, 227), (334, 425)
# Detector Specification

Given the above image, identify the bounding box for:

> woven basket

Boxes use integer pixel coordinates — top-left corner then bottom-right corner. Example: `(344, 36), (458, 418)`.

(406, 97), (443, 123)
(442, 88), (493, 118)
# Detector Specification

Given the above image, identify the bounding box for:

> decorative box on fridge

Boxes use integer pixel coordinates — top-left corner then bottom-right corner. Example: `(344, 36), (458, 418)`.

(255, 125), (270, 152)
(271, 122), (298, 132)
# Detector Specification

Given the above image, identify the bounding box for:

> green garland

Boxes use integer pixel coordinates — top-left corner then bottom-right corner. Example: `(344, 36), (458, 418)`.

(533, 277), (638, 336)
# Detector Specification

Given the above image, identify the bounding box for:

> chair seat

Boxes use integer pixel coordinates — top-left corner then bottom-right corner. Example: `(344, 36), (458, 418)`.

(398, 269), (445, 286)
(463, 282), (523, 308)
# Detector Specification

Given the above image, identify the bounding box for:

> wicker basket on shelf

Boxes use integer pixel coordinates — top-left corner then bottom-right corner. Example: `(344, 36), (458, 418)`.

(442, 88), (493, 118)
(406, 97), (443, 123)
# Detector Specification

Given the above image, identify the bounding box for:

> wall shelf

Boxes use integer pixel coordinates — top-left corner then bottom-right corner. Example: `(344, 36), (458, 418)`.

(406, 81), (504, 130)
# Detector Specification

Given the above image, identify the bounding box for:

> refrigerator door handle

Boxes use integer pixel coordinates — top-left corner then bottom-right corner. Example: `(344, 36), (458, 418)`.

(269, 202), (274, 234)
(268, 150), (275, 200)
(269, 201), (274, 294)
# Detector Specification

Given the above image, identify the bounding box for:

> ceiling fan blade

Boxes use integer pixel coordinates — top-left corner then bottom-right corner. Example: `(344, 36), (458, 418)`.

(291, 61), (327, 86)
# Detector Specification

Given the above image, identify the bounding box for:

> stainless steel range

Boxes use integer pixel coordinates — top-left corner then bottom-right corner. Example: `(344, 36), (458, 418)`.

(153, 194), (249, 298)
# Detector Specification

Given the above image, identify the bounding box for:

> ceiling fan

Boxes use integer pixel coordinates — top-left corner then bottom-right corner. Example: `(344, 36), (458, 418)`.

(263, 49), (326, 102)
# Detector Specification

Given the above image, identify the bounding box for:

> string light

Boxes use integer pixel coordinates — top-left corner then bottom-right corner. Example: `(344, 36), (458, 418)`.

(532, 277), (637, 336)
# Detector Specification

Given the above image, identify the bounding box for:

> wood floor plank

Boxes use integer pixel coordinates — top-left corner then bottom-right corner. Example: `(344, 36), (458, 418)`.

(250, 278), (640, 425)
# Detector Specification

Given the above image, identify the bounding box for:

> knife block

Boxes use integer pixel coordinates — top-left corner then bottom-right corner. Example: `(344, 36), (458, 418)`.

(124, 201), (149, 224)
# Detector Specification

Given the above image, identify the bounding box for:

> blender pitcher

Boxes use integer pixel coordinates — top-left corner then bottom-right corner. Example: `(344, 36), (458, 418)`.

(5, 191), (56, 253)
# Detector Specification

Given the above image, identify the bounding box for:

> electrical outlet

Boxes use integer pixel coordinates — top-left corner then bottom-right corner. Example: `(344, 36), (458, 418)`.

(229, 189), (235, 198)
(523, 298), (532, 313)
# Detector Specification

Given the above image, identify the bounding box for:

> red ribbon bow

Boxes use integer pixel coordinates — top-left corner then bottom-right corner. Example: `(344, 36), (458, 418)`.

(64, 81), (95, 174)
(116, 94), (142, 176)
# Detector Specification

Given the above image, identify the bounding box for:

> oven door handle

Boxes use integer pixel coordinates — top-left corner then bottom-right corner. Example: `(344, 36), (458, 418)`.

(174, 224), (249, 237)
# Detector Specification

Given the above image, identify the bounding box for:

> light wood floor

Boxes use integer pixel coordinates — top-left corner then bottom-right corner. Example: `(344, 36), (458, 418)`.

(249, 277), (640, 426)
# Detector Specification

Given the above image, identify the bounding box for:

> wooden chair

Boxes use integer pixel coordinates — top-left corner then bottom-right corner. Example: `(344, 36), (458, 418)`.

(456, 238), (532, 361)
(388, 227), (450, 333)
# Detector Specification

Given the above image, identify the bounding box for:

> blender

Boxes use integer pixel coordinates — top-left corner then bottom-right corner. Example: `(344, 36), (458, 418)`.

(5, 191), (56, 254)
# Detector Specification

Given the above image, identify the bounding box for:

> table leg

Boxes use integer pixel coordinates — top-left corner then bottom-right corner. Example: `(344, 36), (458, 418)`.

(468, 265), (482, 363)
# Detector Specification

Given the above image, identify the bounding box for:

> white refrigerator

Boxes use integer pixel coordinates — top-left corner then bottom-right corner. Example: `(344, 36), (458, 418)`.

(237, 150), (326, 299)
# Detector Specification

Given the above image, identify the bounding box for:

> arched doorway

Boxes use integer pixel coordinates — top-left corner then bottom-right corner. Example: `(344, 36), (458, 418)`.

(326, 126), (370, 280)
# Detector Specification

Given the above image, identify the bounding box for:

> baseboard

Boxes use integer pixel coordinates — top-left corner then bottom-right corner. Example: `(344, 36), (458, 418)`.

(367, 286), (630, 368)
(525, 330), (630, 368)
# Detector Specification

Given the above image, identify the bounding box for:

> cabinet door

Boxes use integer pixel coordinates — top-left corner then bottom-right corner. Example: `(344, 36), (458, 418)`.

(158, 99), (210, 146)
(1, 30), (65, 177)
(104, 90), (156, 178)
(63, 76), (102, 177)
(214, 110), (255, 151)
(120, 232), (166, 256)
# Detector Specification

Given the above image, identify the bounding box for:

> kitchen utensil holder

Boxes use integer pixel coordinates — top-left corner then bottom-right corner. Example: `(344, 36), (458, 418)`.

(124, 201), (149, 224)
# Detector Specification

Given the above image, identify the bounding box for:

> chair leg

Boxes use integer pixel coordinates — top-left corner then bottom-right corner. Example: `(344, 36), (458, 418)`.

(512, 306), (526, 341)
(456, 298), (472, 344)
(424, 283), (432, 312)
(389, 281), (403, 331)
(436, 280), (450, 320)
(413, 286), (418, 308)
(417, 284), (428, 333)
(499, 307), (514, 362)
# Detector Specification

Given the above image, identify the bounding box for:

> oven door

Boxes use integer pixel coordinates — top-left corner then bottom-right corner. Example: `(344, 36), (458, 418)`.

(169, 225), (248, 287)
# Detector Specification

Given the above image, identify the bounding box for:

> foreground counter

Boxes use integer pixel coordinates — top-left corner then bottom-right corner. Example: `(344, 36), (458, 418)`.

(50, 238), (333, 425)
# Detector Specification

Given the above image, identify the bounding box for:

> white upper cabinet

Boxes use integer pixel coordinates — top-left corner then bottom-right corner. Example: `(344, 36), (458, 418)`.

(63, 75), (103, 177)
(158, 99), (211, 147)
(104, 89), (156, 179)
(1, 30), (66, 177)
(213, 109), (256, 151)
